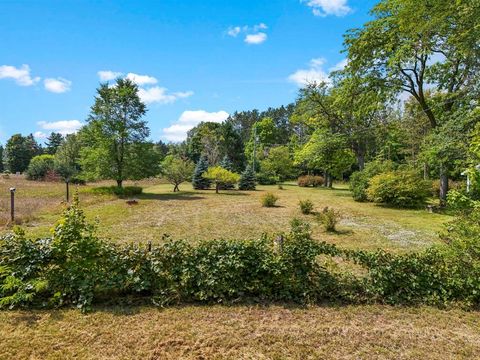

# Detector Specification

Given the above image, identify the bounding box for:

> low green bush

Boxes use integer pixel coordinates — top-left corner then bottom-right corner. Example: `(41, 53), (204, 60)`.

(91, 186), (143, 197)
(299, 199), (314, 214)
(366, 170), (431, 207)
(26, 154), (56, 181)
(349, 160), (395, 202)
(261, 192), (278, 207)
(317, 207), (340, 232)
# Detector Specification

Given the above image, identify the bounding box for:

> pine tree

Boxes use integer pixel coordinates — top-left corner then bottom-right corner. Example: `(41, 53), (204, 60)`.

(192, 155), (211, 189)
(219, 155), (235, 189)
(238, 164), (256, 190)
(220, 155), (234, 171)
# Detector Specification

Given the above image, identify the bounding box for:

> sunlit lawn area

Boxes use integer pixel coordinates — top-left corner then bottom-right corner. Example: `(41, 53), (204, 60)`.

(1, 176), (451, 253)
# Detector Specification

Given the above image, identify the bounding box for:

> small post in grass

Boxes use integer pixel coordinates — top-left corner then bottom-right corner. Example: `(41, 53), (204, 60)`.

(147, 240), (152, 252)
(9, 187), (16, 224)
(66, 178), (70, 202)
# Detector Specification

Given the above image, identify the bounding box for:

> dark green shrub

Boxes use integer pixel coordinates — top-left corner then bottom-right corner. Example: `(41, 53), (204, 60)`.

(297, 175), (324, 187)
(299, 199), (314, 214)
(367, 170), (431, 207)
(256, 170), (278, 185)
(92, 186), (143, 197)
(317, 207), (340, 232)
(25, 154), (56, 181)
(261, 192), (278, 207)
(349, 160), (395, 201)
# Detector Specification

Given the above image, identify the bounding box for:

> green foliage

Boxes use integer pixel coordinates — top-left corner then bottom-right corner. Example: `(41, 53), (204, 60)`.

(317, 207), (340, 232)
(367, 170), (431, 207)
(3, 134), (41, 173)
(256, 170), (279, 185)
(203, 166), (240, 193)
(261, 192), (278, 207)
(192, 156), (211, 190)
(299, 199), (314, 215)
(297, 175), (324, 187)
(25, 154), (56, 181)
(238, 164), (256, 190)
(80, 78), (153, 187)
(349, 160), (395, 202)
(91, 186), (143, 197)
(161, 155), (195, 192)
(295, 129), (355, 179)
(45, 132), (64, 155)
(260, 146), (296, 182)
(54, 134), (81, 181)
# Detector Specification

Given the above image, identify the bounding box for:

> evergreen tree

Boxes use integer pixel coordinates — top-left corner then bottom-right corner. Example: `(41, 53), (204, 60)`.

(238, 164), (256, 190)
(219, 155), (235, 189)
(192, 155), (211, 189)
(45, 132), (65, 155)
(220, 155), (233, 171)
(3, 134), (41, 173)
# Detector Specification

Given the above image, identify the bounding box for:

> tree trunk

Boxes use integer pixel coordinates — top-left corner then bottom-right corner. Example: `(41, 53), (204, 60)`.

(326, 174), (333, 188)
(439, 167), (449, 206)
(117, 179), (123, 188)
(423, 163), (429, 180)
(324, 171), (329, 187)
(215, 183), (219, 194)
(174, 184), (179, 192)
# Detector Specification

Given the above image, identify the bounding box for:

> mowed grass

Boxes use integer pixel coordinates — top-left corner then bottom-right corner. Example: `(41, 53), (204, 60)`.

(1, 177), (451, 252)
(1, 305), (480, 359)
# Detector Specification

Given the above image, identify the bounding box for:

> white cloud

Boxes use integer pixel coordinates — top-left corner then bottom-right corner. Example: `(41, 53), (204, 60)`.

(227, 26), (241, 37)
(44, 77), (72, 93)
(226, 23), (268, 44)
(98, 70), (123, 81)
(304, 0), (352, 17)
(138, 86), (193, 104)
(288, 58), (348, 87)
(329, 58), (348, 72)
(0, 64), (40, 86)
(245, 32), (267, 45)
(37, 120), (82, 135)
(33, 131), (48, 139)
(162, 110), (229, 142)
(125, 72), (158, 86)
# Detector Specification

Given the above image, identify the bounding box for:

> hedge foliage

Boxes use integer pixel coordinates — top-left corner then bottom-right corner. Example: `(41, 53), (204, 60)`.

(2, 199), (480, 311)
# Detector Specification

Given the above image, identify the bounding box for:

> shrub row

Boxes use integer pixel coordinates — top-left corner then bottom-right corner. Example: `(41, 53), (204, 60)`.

(1, 199), (480, 311)
(298, 175), (324, 187)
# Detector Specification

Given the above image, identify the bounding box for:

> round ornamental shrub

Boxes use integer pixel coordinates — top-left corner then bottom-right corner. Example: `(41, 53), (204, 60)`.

(261, 192), (278, 207)
(26, 155), (56, 181)
(367, 170), (431, 207)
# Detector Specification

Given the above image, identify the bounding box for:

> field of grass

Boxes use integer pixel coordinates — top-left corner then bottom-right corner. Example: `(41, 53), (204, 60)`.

(1, 176), (450, 253)
(1, 305), (480, 359)
(3, 176), (476, 359)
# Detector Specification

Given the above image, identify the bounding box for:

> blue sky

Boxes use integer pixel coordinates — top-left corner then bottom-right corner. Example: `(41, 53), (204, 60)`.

(0, 0), (376, 144)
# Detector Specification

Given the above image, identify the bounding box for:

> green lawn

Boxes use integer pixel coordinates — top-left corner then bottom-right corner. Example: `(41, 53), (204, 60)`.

(2, 178), (450, 253)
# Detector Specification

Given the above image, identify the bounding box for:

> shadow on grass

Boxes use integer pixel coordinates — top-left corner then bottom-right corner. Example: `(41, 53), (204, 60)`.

(138, 191), (205, 201)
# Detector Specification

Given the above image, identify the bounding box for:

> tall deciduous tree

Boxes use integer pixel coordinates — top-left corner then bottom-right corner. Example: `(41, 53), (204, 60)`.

(344, 0), (480, 200)
(54, 134), (82, 181)
(295, 129), (355, 187)
(80, 78), (151, 187)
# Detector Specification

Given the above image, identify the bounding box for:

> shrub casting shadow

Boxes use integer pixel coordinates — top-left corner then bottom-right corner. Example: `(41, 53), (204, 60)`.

(138, 192), (205, 201)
